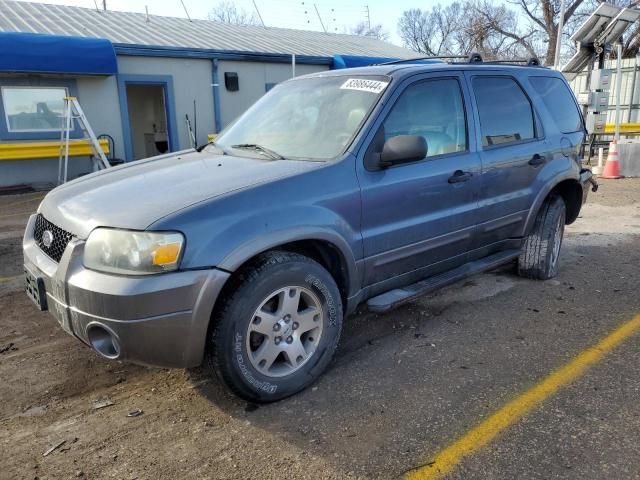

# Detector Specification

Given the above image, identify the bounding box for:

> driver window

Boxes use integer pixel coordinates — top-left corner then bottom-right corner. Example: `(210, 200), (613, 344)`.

(383, 78), (467, 157)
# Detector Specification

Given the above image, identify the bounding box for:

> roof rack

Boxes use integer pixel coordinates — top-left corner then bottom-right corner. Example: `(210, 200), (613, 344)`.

(379, 53), (542, 67)
(379, 54), (479, 65)
(482, 57), (542, 66)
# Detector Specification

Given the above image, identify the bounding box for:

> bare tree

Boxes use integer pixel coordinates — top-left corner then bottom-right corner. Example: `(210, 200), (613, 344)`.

(509, 0), (640, 63)
(351, 22), (389, 41)
(398, 0), (640, 63)
(209, 1), (260, 25)
(459, 1), (538, 59)
(397, 4), (462, 56)
(398, 2), (535, 59)
(507, 0), (589, 64)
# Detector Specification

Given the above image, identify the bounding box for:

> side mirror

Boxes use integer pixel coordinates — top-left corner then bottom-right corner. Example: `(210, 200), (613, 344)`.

(377, 135), (427, 168)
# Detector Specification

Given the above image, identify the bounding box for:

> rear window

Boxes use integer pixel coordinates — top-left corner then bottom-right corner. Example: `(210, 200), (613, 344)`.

(529, 76), (583, 134)
(472, 77), (535, 147)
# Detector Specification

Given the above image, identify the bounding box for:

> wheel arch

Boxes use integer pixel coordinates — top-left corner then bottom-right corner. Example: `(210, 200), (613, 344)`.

(549, 179), (583, 224)
(216, 230), (360, 313)
(523, 178), (583, 235)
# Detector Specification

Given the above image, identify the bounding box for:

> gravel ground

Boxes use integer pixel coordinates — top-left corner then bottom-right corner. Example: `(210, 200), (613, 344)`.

(0, 179), (639, 480)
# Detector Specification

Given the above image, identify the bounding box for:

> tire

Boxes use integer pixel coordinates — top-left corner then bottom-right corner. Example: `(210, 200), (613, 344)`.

(207, 251), (343, 402)
(518, 195), (566, 280)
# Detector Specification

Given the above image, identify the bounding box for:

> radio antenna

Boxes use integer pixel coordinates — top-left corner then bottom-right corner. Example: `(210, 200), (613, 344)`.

(180, 0), (192, 22)
(252, 0), (266, 27)
(314, 4), (327, 33)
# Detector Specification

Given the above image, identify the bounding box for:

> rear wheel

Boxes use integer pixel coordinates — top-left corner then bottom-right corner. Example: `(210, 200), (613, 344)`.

(207, 251), (343, 402)
(518, 195), (566, 280)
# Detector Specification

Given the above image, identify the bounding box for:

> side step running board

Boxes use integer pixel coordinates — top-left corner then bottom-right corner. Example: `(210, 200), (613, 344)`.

(366, 250), (521, 313)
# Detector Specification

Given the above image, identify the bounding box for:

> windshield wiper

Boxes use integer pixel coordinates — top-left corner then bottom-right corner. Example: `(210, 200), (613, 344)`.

(230, 143), (285, 160)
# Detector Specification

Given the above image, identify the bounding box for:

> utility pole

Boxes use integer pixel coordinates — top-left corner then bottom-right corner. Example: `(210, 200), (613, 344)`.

(553, 0), (566, 69)
(614, 40), (623, 141)
(102, 0), (106, 11)
(364, 5), (371, 30)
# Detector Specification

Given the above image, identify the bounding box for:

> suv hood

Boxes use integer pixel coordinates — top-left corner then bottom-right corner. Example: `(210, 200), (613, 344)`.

(39, 150), (319, 239)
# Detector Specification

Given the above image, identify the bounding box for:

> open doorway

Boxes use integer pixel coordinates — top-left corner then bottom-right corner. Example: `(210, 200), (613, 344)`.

(125, 84), (169, 160)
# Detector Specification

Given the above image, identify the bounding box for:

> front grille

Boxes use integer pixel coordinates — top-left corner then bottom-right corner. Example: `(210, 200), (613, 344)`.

(34, 214), (73, 263)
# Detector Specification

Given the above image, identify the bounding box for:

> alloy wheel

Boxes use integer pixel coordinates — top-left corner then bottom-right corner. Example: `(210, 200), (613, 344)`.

(245, 286), (324, 377)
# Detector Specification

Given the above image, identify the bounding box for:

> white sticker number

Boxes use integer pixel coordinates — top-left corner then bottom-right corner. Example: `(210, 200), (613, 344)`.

(340, 78), (389, 94)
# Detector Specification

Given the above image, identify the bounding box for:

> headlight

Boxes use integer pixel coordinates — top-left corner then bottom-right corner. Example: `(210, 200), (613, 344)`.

(84, 228), (184, 275)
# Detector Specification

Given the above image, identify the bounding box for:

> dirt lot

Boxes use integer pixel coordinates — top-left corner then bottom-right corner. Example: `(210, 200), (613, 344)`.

(1, 179), (639, 480)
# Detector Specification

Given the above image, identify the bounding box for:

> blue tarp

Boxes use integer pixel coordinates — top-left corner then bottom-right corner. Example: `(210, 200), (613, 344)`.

(332, 54), (445, 69)
(0, 32), (117, 76)
(332, 55), (398, 69)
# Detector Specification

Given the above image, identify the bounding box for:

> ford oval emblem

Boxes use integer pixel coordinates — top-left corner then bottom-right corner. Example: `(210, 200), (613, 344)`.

(42, 230), (54, 248)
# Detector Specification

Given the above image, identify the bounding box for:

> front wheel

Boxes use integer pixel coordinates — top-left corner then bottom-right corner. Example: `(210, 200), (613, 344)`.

(207, 251), (343, 402)
(518, 195), (566, 280)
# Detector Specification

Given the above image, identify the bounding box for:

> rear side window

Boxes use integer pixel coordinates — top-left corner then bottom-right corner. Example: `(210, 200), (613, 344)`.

(473, 77), (535, 147)
(529, 76), (583, 133)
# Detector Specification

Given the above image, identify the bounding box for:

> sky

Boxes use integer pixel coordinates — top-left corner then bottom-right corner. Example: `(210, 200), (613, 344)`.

(16, 0), (443, 45)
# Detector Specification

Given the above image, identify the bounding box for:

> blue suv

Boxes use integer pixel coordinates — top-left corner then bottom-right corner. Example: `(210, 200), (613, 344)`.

(24, 57), (595, 402)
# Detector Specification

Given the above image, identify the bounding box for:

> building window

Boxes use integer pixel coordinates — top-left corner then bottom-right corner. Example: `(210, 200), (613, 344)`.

(1, 86), (68, 132)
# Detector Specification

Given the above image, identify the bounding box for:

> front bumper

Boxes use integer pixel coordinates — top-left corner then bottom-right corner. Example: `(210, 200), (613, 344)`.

(23, 215), (230, 368)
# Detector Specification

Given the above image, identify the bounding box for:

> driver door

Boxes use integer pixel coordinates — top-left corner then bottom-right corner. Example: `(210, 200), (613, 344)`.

(357, 74), (482, 289)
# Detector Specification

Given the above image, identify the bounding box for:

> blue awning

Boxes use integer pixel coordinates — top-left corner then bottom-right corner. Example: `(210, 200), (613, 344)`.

(332, 54), (445, 69)
(333, 55), (398, 69)
(0, 32), (117, 76)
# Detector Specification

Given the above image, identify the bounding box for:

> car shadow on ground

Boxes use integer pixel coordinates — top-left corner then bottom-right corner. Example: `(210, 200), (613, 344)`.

(187, 235), (640, 477)
(188, 262), (553, 475)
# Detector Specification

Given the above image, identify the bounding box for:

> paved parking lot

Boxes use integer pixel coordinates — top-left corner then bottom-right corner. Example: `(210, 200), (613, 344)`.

(1, 179), (639, 479)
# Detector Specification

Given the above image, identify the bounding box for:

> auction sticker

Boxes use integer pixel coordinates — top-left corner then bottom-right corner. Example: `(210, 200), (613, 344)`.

(340, 78), (389, 94)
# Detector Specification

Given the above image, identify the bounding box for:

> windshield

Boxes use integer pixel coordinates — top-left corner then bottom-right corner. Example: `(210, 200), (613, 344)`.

(212, 75), (390, 160)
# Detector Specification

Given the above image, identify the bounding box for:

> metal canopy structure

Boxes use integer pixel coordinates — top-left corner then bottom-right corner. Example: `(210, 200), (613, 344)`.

(0, 0), (412, 60)
(562, 3), (640, 79)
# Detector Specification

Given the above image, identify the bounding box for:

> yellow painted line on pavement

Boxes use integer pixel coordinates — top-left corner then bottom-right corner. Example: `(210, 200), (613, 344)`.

(406, 313), (640, 480)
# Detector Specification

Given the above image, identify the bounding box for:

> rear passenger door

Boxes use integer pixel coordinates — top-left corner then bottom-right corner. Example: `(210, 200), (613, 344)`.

(465, 72), (552, 250)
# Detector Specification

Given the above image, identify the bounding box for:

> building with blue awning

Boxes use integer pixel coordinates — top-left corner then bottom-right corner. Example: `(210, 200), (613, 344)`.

(0, 0), (411, 188)
(0, 32), (118, 76)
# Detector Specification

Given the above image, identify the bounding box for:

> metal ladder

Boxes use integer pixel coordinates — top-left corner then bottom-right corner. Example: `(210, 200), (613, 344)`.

(58, 96), (111, 185)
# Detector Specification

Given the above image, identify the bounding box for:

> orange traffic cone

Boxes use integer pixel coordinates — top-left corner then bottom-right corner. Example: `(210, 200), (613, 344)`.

(600, 140), (623, 179)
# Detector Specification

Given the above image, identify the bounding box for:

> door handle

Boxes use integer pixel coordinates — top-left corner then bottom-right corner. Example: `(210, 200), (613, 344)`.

(528, 154), (546, 167)
(448, 170), (473, 183)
